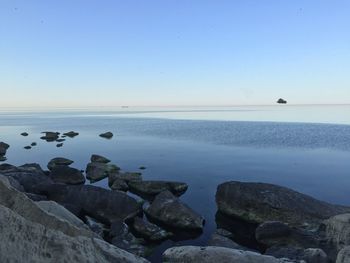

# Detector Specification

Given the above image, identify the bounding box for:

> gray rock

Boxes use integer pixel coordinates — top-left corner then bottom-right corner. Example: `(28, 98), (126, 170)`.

(91, 154), (111, 163)
(100, 131), (113, 139)
(25, 192), (48, 201)
(0, 204), (149, 263)
(162, 246), (299, 263)
(216, 181), (350, 227)
(208, 230), (250, 250)
(86, 162), (120, 182)
(50, 166), (85, 185)
(303, 248), (328, 263)
(85, 215), (107, 237)
(0, 142), (9, 156)
(132, 217), (172, 241)
(111, 178), (129, 191)
(40, 131), (60, 141)
(44, 184), (141, 224)
(109, 171), (142, 187)
(337, 246), (350, 263)
(128, 180), (188, 197)
(266, 246), (328, 263)
(63, 131), (79, 137)
(145, 190), (204, 230)
(47, 157), (74, 170)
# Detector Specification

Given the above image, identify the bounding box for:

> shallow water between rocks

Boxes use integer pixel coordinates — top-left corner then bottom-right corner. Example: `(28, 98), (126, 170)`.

(1, 105), (350, 262)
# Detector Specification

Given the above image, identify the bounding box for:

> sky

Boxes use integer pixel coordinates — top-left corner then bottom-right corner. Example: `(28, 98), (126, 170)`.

(0, 0), (349, 108)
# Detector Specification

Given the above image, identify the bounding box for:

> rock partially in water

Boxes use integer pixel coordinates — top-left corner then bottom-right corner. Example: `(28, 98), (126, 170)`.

(44, 184), (141, 224)
(99, 131), (113, 139)
(0, 156), (6, 162)
(47, 157), (74, 170)
(56, 138), (65, 142)
(216, 181), (350, 227)
(0, 142), (9, 156)
(132, 217), (172, 242)
(40, 131), (60, 142)
(266, 246), (328, 263)
(128, 180), (188, 198)
(50, 166), (85, 185)
(21, 132), (29, 136)
(162, 246), (298, 263)
(31, 142), (37, 146)
(109, 171), (142, 187)
(24, 146), (32, 149)
(91, 154), (111, 163)
(63, 131), (79, 138)
(56, 143), (63, 147)
(110, 178), (129, 191)
(86, 162), (120, 182)
(145, 190), (204, 230)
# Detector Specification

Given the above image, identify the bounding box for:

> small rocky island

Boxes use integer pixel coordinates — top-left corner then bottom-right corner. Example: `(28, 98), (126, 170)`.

(277, 98), (287, 104)
(1, 143), (350, 262)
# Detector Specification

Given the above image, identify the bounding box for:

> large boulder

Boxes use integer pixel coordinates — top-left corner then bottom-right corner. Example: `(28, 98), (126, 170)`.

(47, 157), (74, 170)
(132, 217), (172, 241)
(0, 142), (9, 156)
(145, 190), (204, 230)
(0, 204), (149, 263)
(86, 162), (120, 182)
(128, 180), (188, 198)
(162, 246), (298, 263)
(50, 166), (85, 185)
(216, 181), (349, 227)
(43, 184), (141, 224)
(109, 171), (142, 187)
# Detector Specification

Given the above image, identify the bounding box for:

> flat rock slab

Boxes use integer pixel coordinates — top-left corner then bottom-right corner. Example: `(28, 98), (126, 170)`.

(63, 131), (79, 137)
(50, 166), (85, 185)
(145, 190), (204, 230)
(216, 181), (350, 227)
(128, 180), (188, 198)
(44, 184), (141, 224)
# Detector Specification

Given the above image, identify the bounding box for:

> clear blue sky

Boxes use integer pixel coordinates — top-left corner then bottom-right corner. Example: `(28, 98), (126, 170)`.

(0, 0), (349, 107)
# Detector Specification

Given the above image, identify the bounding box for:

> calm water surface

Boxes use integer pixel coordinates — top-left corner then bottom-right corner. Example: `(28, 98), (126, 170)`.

(1, 105), (350, 261)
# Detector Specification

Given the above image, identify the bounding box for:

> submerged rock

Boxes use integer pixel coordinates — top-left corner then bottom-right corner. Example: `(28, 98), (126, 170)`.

(50, 166), (85, 185)
(145, 190), (204, 230)
(132, 217), (172, 241)
(216, 181), (349, 227)
(63, 131), (79, 138)
(86, 162), (120, 182)
(40, 131), (60, 142)
(47, 157), (74, 170)
(99, 132), (113, 139)
(43, 184), (141, 224)
(162, 246), (297, 263)
(128, 180), (188, 198)
(91, 154), (111, 163)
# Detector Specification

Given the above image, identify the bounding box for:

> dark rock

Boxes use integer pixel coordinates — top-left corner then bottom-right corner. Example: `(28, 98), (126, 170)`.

(86, 162), (120, 182)
(132, 217), (172, 241)
(128, 180), (188, 198)
(0, 156), (6, 162)
(139, 166), (146, 170)
(21, 132), (29, 136)
(25, 192), (48, 201)
(40, 132), (60, 142)
(145, 190), (204, 230)
(91, 154), (111, 163)
(56, 143), (63, 147)
(56, 139), (65, 142)
(110, 178), (129, 191)
(277, 98), (287, 104)
(43, 184), (141, 224)
(63, 131), (79, 138)
(31, 142), (37, 146)
(266, 246), (328, 263)
(24, 146), (31, 149)
(216, 181), (350, 227)
(0, 142), (9, 156)
(7, 176), (25, 192)
(85, 215), (107, 237)
(109, 171), (142, 187)
(50, 166), (85, 185)
(47, 157), (74, 170)
(256, 221), (292, 246)
(99, 132), (113, 139)
(208, 229), (251, 251)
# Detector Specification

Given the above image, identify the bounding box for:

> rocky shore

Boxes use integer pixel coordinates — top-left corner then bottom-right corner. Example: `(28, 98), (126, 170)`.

(1, 151), (350, 262)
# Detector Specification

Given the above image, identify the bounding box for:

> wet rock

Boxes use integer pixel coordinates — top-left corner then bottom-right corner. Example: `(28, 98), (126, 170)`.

(336, 246), (350, 263)
(132, 217), (172, 241)
(47, 157), (74, 170)
(99, 131), (113, 139)
(21, 132), (29, 136)
(91, 154), (111, 163)
(63, 131), (79, 138)
(50, 166), (85, 185)
(56, 143), (63, 147)
(162, 246), (298, 263)
(44, 184), (141, 224)
(0, 142), (9, 156)
(31, 142), (37, 146)
(86, 162), (120, 182)
(277, 98), (288, 104)
(207, 229), (250, 250)
(24, 146), (32, 149)
(40, 131), (60, 142)
(216, 181), (350, 227)
(128, 180), (188, 198)
(109, 171), (142, 187)
(145, 190), (204, 230)
(110, 178), (129, 191)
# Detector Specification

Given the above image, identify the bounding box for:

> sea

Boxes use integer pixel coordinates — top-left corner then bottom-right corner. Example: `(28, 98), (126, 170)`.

(1, 104), (350, 261)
